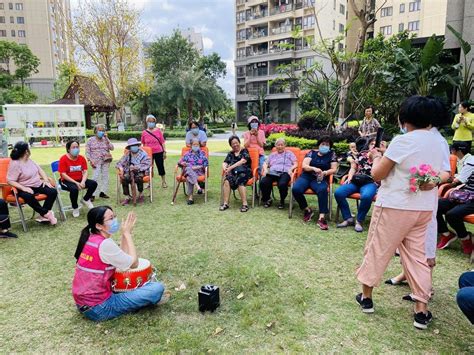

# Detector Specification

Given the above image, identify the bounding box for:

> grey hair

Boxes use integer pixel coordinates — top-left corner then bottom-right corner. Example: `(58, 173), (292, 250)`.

(275, 138), (286, 145)
(146, 114), (156, 122)
(94, 124), (106, 133)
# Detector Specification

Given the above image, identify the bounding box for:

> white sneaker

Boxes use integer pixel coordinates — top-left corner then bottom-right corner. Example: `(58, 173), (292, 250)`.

(45, 210), (57, 225)
(81, 199), (94, 209)
(72, 208), (80, 218)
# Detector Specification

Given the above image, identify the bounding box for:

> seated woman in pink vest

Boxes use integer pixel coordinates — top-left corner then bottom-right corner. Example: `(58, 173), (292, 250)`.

(72, 206), (169, 321)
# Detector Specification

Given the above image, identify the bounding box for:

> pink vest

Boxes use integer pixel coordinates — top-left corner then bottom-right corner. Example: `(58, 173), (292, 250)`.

(72, 234), (115, 307)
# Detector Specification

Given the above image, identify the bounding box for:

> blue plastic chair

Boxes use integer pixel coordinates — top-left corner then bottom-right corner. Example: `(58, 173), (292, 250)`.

(50, 160), (73, 221)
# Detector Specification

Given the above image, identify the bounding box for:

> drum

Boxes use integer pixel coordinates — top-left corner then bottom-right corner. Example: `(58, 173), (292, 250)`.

(111, 258), (154, 292)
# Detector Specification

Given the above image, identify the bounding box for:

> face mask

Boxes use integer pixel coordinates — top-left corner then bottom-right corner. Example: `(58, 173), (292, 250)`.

(250, 122), (259, 130)
(147, 122), (156, 129)
(106, 218), (120, 234)
(97, 131), (105, 139)
(191, 128), (199, 135)
(70, 148), (80, 157)
(192, 145), (200, 152)
(400, 127), (407, 134)
(0, 121), (6, 128)
(319, 145), (330, 155)
(130, 145), (140, 153)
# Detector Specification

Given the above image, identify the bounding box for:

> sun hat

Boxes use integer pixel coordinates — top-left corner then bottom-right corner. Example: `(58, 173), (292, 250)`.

(247, 115), (259, 124)
(126, 138), (141, 149)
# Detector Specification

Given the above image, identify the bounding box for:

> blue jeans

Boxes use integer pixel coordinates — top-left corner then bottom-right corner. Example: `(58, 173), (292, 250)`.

(334, 182), (378, 222)
(457, 271), (474, 324)
(79, 282), (165, 322)
(292, 174), (329, 213)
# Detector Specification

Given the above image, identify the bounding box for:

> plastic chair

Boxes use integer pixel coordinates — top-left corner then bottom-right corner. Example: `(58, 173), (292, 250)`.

(51, 160), (84, 221)
(334, 174), (378, 222)
(116, 146), (153, 204)
(288, 149), (334, 220)
(0, 158), (60, 232)
(171, 147), (209, 204)
(438, 154), (459, 197)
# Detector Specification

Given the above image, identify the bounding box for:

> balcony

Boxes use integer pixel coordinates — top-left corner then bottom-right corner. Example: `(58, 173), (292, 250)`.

(270, 3), (294, 16)
(247, 9), (268, 21)
(246, 49), (269, 57)
(271, 25), (293, 36)
(248, 29), (268, 40)
(247, 68), (269, 78)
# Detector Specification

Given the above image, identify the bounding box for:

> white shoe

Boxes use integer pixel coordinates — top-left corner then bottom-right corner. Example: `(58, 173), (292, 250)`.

(72, 208), (80, 218)
(81, 199), (94, 209)
(45, 210), (57, 225)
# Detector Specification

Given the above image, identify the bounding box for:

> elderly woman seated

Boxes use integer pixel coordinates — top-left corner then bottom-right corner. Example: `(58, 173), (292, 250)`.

(220, 135), (252, 212)
(178, 139), (209, 205)
(259, 138), (297, 209)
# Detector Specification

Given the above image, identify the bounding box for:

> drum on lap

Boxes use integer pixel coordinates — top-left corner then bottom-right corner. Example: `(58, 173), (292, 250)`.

(112, 258), (154, 292)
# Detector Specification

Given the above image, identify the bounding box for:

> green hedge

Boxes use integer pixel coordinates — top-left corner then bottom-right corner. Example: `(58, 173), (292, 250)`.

(266, 133), (349, 156)
(85, 129), (214, 140)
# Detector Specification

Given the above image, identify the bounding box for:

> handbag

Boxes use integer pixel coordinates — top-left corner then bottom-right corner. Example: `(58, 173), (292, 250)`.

(351, 173), (374, 187)
(103, 152), (113, 163)
(448, 189), (474, 204)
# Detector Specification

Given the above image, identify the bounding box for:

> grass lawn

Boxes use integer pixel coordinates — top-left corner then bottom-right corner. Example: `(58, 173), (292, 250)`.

(1, 147), (473, 353)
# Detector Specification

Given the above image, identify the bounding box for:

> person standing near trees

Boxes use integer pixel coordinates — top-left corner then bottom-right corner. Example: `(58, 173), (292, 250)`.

(141, 114), (167, 188)
(243, 115), (266, 173)
(452, 101), (474, 151)
(358, 106), (381, 138)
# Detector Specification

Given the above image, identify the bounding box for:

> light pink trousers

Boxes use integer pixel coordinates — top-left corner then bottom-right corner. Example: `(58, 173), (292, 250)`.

(356, 206), (432, 304)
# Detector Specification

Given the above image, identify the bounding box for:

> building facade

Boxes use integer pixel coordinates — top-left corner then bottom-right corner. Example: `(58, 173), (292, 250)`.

(234, 0), (346, 122)
(0, 0), (72, 100)
(181, 27), (204, 54)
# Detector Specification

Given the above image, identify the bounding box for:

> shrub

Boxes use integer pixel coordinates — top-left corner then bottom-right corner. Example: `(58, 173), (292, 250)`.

(297, 110), (331, 130)
(266, 132), (349, 155)
(85, 129), (213, 141)
(286, 127), (360, 143)
(261, 123), (298, 137)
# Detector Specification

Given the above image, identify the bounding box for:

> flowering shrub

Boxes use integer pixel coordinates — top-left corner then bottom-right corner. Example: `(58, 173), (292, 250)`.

(260, 123), (298, 138)
(409, 164), (441, 192)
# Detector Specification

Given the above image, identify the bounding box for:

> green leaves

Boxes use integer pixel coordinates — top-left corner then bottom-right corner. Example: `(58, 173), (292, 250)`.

(420, 35), (444, 71)
(447, 24), (471, 56)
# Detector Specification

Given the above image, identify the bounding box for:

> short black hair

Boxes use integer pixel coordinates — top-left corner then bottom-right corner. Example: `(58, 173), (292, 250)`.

(10, 141), (29, 160)
(228, 135), (240, 146)
(427, 96), (450, 128)
(460, 101), (473, 112)
(189, 120), (199, 129)
(451, 142), (470, 155)
(365, 105), (374, 113)
(399, 95), (436, 129)
(317, 136), (333, 148)
(66, 140), (80, 152)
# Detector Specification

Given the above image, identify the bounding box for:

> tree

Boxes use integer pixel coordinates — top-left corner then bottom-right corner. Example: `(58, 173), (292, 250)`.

(197, 53), (227, 80)
(53, 61), (80, 99)
(447, 24), (473, 101)
(68, 0), (142, 121)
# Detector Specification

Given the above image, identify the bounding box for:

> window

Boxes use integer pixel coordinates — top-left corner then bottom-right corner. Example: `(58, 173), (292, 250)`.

(236, 47), (245, 58)
(8, 2), (12, 10)
(10, 29), (14, 37)
(303, 15), (315, 29)
(18, 29), (25, 37)
(399, 23), (404, 32)
(15, 3), (22, 10)
(338, 43), (344, 51)
(409, 0), (421, 12)
(400, 3), (405, 13)
(333, 19), (335, 30)
(339, 4), (345, 15)
(236, 11), (246, 23)
(333, 0), (336, 10)
(380, 25), (392, 35)
(0, 4), (4, 10)
(306, 56), (314, 68)
(408, 20), (420, 31)
(16, 16), (23, 24)
(0, 16), (4, 23)
(339, 23), (344, 33)
(0, 30), (6, 37)
(381, 6), (393, 17)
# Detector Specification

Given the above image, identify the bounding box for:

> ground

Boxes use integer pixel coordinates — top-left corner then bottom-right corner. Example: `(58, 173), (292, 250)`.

(1, 143), (473, 353)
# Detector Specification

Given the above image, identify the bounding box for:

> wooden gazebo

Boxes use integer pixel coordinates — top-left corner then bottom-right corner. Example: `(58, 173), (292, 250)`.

(53, 75), (116, 129)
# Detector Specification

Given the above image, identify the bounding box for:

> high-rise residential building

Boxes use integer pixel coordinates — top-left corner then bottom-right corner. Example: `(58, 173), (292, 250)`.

(234, 0), (346, 122)
(0, 0), (72, 100)
(181, 27), (204, 54)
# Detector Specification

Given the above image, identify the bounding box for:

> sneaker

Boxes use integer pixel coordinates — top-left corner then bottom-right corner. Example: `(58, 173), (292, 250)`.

(337, 218), (354, 228)
(437, 232), (457, 250)
(355, 293), (374, 313)
(317, 218), (329, 230)
(35, 215), (50, 223)
(72, 208), (80, 218)
(0, 230), (18, 238)
(263, 200), (272, 208)
(303, 208), (314, 223)
(187, 199), (194, 205)
(197, 189), (203, 195)
(460, 235), (473, 255)
(137, 195), (145, 203)
(413, 311), (433, 330)
(121, 198), (131, 206)
(45, 210), (57, 225)
(354, 222), (364, 233)
(99, 192), (110, 199)
(278, 202), (285, 210)
(81, 199), (94, 209)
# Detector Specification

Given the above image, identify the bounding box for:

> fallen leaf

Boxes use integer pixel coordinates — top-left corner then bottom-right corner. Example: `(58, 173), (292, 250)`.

(433, 329), (440, 335)
(276, 271), (283, 278)
(234, 335), (241, 338)
(174, 283), (186, 291)
(237, 292), (244, 300)
(266, 321), (275, 329)
(214, 327), (224, 335)
(254, 281), (259, 287)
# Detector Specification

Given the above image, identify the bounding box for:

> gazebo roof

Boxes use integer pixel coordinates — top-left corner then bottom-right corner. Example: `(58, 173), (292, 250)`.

(53, 75), (116, 112)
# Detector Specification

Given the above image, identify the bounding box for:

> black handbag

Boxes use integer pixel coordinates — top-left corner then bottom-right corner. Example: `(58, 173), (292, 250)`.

(351, 173), (374, 187)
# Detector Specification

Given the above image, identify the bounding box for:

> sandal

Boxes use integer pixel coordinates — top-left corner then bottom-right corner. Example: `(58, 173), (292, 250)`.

(162, 181), (168, 188)
(219, 204), (229, 211)
(263, 200), (272, 208)
(240, 205), (249, 212)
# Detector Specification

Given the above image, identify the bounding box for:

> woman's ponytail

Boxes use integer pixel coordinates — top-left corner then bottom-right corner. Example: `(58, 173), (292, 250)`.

(74, 226), (92, 260)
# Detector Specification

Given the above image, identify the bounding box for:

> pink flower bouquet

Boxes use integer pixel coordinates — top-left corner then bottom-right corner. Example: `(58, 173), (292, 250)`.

(408, 164), (441, 193)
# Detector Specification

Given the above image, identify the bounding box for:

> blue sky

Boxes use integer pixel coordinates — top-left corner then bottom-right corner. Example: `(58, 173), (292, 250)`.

(71, 0), (236, 98)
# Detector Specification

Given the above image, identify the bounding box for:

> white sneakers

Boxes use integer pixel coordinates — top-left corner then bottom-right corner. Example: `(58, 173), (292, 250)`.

(81, 199), (94, 209)
(36, 210), (57, 225)
(72, 208), (80, 218)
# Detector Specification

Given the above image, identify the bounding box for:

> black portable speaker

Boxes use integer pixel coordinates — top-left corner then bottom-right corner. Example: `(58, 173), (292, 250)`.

(198, 285), (220, 312)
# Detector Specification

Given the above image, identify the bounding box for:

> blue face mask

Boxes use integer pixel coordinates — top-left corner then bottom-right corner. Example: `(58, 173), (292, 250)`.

(130, 145), (140, 153)
(97, 131), (105, 139)
(147, 122), (156, 129)
(400, 126), (407, 134)
(0, 121), (6, 129)
(191, 128), (199, 135)
(319, 145), (330, 155)
(250, 122), (259, 130)
(107, 218), (120, 234)
(192, 145), (200, 152)
(70, 148), (80, 157)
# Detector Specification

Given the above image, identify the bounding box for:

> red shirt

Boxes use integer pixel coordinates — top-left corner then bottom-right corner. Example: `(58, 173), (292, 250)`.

(59, 154), (88, 182)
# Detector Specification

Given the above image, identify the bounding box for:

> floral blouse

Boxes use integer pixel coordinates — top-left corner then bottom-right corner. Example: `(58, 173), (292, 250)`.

(116, 149), (151, 175)
(355, 151), (373, 176)
(179, 150), (208, 174)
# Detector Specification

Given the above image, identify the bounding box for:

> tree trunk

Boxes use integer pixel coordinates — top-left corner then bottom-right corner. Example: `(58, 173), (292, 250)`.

(338, 83), (349, 126)
(199, 106), (205, 125)
(187, 98), (194, 125)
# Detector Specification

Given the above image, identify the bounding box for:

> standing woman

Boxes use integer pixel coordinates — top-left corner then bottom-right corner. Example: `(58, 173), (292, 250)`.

(59, 140), (97, 217)
(452, 101), (474, 151)
(141, 114), (167, 188)
(358, 106), (381, 138)
(355, 96), (445, 330)
(86, 124), (114, 200)
(243, 115), (266, 173)
(185, 120), (208, 147)
(7, 141), (58, 225)
(72, 207), (168, 322)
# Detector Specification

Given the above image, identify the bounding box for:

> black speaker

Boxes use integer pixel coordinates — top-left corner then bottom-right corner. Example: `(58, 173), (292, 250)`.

(198, 285), (220, 312)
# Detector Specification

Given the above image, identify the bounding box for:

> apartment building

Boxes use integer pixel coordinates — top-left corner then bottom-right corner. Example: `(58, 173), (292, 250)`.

(235, 0), (347, 122)
(181, 27), (204, 54)
(0, 0), (72, 100)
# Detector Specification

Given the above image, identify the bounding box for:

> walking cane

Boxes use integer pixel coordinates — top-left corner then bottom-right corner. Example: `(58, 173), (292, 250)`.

(128, 152), (137, 206)
(171, 163), (185, 205)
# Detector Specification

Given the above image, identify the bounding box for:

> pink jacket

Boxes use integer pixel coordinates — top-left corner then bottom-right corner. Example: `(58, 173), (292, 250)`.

(141, 129), (165, 154)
